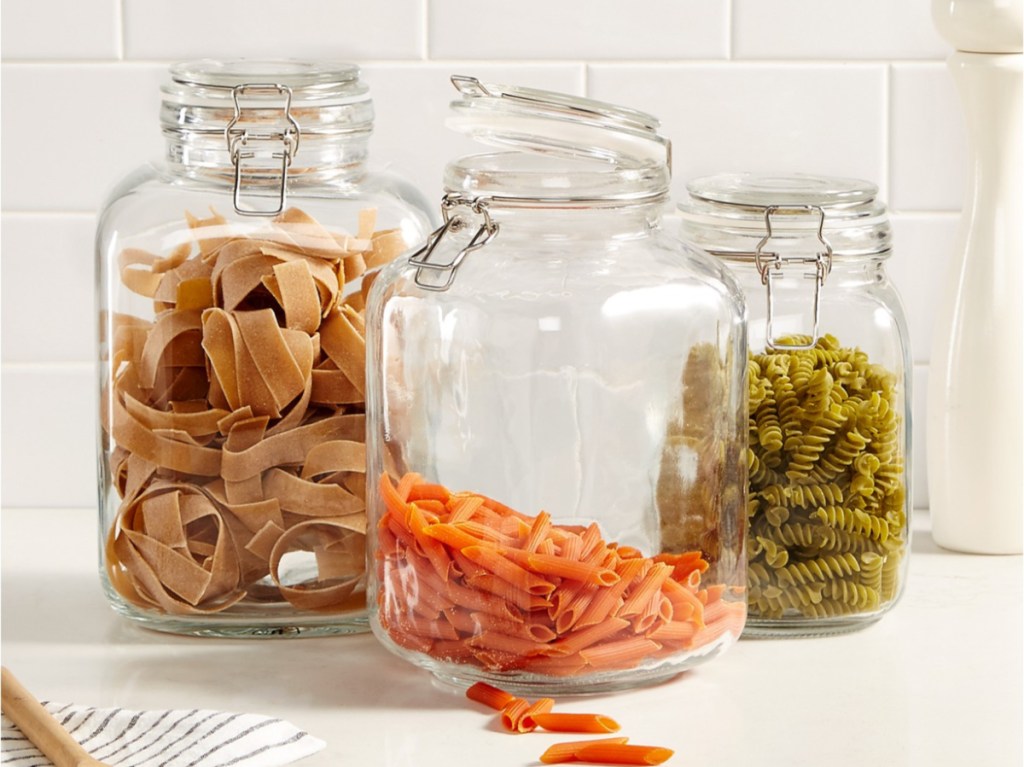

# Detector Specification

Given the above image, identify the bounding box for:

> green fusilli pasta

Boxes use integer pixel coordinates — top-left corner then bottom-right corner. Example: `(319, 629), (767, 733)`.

(746, 334), (907, 626)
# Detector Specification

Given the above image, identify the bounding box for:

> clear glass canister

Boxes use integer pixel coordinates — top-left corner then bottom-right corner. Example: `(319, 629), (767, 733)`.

(678, 173), (912, 637)
(365, 77), (749, 692)
(96, 59), (433, 636)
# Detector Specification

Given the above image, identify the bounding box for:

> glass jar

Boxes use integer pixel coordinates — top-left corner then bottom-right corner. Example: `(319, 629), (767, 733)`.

(365, 77), (748, 693)
(96, 59), (433, 637)
(678, 173), (911, 637)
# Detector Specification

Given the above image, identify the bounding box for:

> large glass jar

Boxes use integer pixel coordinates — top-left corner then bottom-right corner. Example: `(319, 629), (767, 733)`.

(365, 77), (748, 693)
(678, 173), (912, 637)
(96, 59), (432, 637)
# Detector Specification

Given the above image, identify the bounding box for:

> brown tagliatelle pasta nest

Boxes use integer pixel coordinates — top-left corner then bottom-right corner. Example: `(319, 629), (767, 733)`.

(103, 207), (409, 615)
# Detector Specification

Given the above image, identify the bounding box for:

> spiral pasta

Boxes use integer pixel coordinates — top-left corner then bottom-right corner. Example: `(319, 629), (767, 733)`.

(745, 334), (907, 626)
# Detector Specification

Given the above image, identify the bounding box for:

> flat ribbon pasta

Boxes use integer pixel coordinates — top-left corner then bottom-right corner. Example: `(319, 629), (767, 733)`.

(103, 206), (410, 615)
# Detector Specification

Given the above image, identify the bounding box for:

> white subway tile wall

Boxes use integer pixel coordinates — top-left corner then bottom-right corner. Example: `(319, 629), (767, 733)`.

(0, 0), (961, 509)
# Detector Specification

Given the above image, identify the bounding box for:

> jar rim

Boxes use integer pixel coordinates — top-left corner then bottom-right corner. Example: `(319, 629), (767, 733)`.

(167, 59), (367, 97)
(444, 151), (671, 207)
(686, 172), (878, 211)
(160, 58), (374, 145)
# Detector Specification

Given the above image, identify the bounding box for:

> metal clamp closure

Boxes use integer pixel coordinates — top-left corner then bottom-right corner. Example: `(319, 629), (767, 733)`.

(752, 205), (833, 351)
(225, 83), (301, 217)
(409, 194), (500, 291)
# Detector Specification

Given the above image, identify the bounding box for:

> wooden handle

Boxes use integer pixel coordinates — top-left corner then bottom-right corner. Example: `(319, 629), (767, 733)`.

(1, 667), (107, 767)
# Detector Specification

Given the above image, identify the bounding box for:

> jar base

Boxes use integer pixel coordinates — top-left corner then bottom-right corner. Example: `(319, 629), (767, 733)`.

(741, 612), (885, 639)
(103, 584), (370, 638)
(373, 621), (736, 696)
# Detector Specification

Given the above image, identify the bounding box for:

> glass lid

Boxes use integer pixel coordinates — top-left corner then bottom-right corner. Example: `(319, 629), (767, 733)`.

(166, 59), (367, 100)
(688, 173), (878, 210)
(160, 59), (373, 140)
(678, 173), (892, 258)
(446, 75), (671, 171)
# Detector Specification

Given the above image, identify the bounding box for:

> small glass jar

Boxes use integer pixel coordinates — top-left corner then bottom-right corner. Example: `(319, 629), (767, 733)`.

(365, 77), (748, 693)
(678, 173), (912, 637)
(96, 59), (432, 636)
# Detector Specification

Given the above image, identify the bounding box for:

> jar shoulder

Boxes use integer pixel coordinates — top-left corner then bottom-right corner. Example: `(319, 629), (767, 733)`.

(96, 164), (435, 242)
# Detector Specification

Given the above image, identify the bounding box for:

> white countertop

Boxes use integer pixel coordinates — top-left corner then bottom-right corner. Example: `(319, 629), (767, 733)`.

(2, 508), (1021, 767)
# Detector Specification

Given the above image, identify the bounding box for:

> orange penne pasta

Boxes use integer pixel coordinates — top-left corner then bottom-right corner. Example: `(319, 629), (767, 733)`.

(573, 742), (674, 765)
(376, 473), (731, 677)
(465, 681), (516, 711)
(452, 549), (490, 579)
(442, 606), (480, 635)
(531, 712), (621, 734)
(558, 532), (584, 561)
(618, 563), (673, 617)
(457, 520), (518, 544)
(444, 578), (523, 622)
(406, 504), (453, 582)
(648, 619), (697, 646)
(525, 510), (552, 552)
(526, 553), (620, 586)
(500, 697), (530, 732)
(701, 583), (727, 604)
(661, 578), (706, 628)
(469, 610), (557, 643)
(411, 498), (448, 516)
(406, 481), (450, 504)
(461, 545), (557, 597)
(519, 697), (555, 732)
(429, 638), (478, 663)
(423, 522), (488, 551)
(579, 637), (661, 669)
(574, 557), (646, 629)
(395, 472), (421, 502)
(552, 583), (600, 634)
(468, 629), (548, 657)
(540, 738), (631, 764)
(446, 494), (485, 523)
(612, 545), (644, 559)
(630, 591), (668, 635)
(465, 573), (551, 612)
(545, 616), (630, 656)
(580, 522), (605, 560)
(519, 652), (588, 677)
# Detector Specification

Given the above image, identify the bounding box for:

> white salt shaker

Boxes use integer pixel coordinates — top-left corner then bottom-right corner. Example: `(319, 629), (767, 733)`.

(929, 0), (1023, 553)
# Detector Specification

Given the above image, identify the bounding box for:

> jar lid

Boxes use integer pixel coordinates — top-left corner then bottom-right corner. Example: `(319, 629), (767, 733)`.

(446, 76), (670, 170)
(442, 76), (671, 204)
(166, 59), (368, 101)
(678, 173), (892, 258)
(161, 59), (373, 139)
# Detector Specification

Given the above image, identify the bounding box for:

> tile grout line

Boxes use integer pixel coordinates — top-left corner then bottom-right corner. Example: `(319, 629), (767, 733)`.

(0, 57), (950, 68)
(726, 0), (734, 60)
(1, 362), (96, 371)
(116, 0), (126, 60)
(883, 62), (892, 205)
(421, 0), (430, 60)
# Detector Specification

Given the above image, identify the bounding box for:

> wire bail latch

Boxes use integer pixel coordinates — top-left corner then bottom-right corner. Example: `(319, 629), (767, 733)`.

(409, 194), (500, 291)
(753, 205), (833, 350)
(225, 83), (300, 217)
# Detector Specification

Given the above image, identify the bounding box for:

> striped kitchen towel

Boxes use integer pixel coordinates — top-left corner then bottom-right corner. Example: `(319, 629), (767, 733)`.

(0, 704), (325, 767)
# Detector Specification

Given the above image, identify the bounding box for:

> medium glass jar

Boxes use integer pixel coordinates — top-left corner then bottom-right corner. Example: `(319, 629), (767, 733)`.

(365, 77), (748, 693)
(678, 173), (912, 637)
(96, 59), (432, 636)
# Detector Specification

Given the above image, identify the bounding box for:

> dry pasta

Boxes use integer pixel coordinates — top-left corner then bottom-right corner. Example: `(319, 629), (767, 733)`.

(103, 207), (409, 615)
(531, 712), (622, 734)
(376, 473), (745, 677)
(746, 334), (907, 622)
(462, 683), (670, 763)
